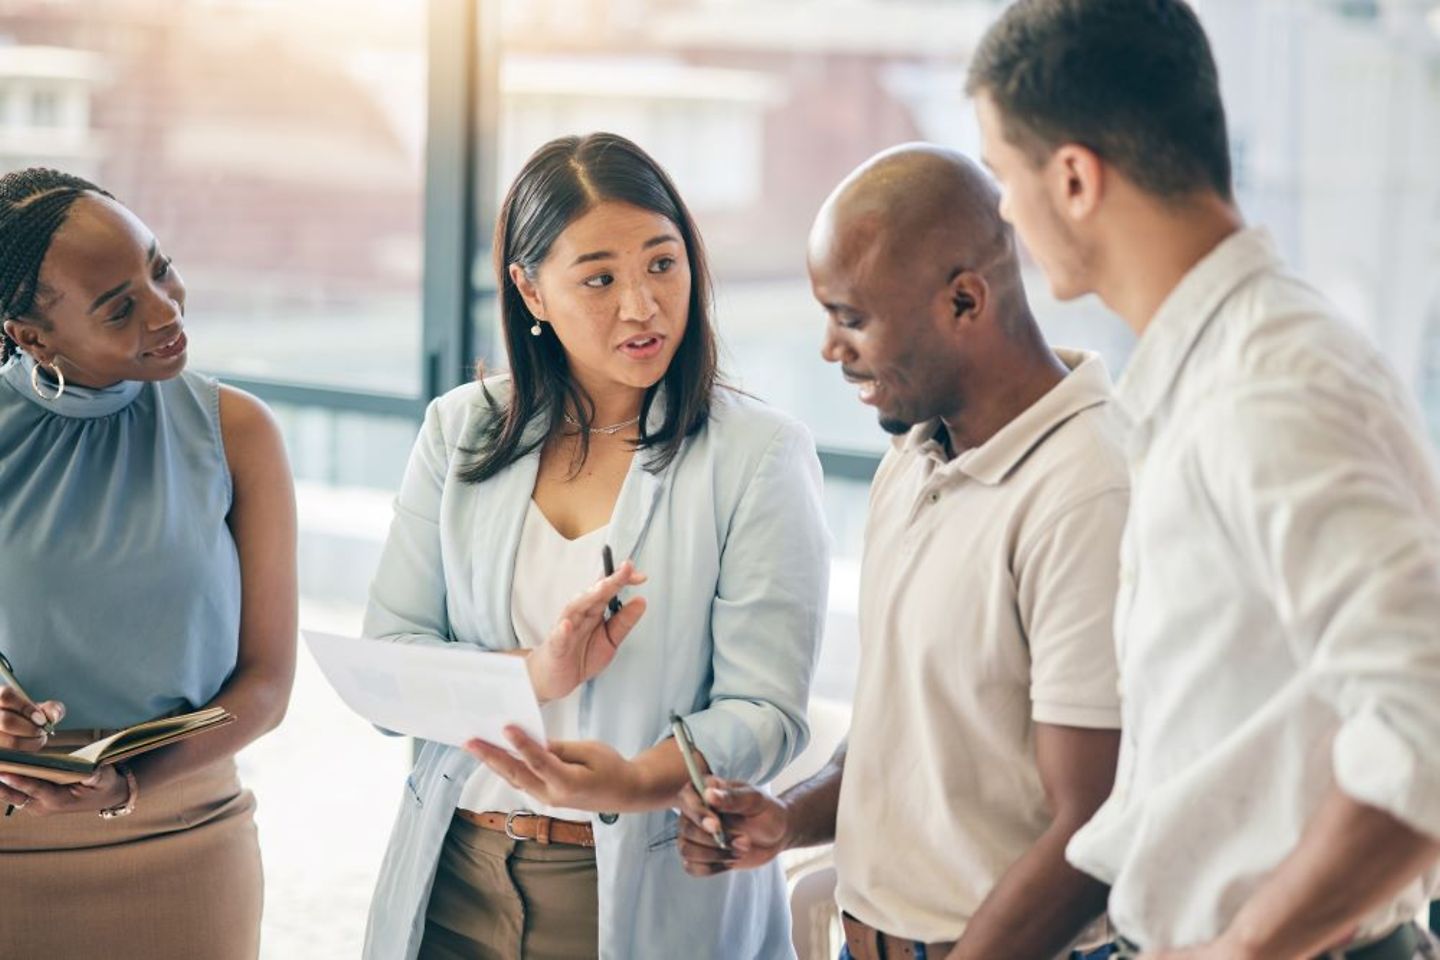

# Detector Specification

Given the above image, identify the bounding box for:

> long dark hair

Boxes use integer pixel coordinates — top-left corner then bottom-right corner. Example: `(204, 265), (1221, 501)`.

(459, 133), (720, 484)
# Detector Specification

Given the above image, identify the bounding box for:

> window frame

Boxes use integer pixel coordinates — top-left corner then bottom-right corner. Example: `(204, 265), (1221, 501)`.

(209, 0), (878, 484)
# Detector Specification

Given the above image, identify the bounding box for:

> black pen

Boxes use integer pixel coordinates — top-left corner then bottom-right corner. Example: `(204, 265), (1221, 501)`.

(601, 545), (623, 616)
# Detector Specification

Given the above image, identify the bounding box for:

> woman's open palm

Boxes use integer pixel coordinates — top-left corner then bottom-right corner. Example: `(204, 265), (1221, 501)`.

(527, 560), (648, 702)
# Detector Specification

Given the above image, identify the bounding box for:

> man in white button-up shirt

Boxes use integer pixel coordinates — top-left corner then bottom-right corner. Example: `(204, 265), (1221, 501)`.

(968, 2), (1440, 959)
(676, 144), (1130, 960)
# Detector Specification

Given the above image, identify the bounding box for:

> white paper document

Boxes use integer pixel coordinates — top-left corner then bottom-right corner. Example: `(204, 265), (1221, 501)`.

(304, 631), (545, 747)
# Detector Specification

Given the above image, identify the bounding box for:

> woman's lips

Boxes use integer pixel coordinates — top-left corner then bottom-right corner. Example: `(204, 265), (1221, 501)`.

(619, 334), (664, 360)
(145, 330), (187, 359)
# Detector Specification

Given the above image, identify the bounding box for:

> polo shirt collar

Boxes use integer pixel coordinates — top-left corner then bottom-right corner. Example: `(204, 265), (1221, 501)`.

(899, 347), (1115, 487)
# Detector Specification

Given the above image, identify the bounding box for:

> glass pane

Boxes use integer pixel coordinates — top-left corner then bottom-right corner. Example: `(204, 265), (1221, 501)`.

(476, 0), (1440, 721)
(483, 0), (1440, 453)
(238, 403), (419, 959)
(1193, 0), (1440, 443)
(0, 2), (427, 394)
(486, 0), (1133, 455)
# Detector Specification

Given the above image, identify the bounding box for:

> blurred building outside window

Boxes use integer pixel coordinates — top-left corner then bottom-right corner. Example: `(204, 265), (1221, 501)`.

(2, 1), (1439, 955)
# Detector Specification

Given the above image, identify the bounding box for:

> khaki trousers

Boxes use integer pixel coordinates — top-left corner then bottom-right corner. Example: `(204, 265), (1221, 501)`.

(419, 812), (600, 960)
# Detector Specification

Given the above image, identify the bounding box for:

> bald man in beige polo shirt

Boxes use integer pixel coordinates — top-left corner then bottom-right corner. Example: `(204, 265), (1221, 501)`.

(677, 145), (1128, 960)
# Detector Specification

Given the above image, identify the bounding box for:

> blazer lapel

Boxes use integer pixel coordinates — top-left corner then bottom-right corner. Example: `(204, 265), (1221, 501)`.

(468, 391), (676, 650)
(607, 390), (674, 564)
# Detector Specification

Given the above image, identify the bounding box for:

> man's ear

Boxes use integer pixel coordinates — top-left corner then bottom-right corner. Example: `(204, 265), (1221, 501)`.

(1050, 143), (1105, 222)
(508, 263), (546, 321)
(947, 270), (988, 326)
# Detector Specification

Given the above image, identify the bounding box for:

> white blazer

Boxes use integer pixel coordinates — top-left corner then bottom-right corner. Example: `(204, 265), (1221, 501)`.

(361, 378), (831, 960)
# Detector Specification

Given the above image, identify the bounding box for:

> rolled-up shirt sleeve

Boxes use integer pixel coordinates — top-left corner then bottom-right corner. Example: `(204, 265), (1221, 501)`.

(1201, 380), (1440, 838)
(682, 420), (831, 786)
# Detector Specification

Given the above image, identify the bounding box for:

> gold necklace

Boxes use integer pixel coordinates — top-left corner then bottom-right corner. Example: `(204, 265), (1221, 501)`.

(563, 412), (640, 436)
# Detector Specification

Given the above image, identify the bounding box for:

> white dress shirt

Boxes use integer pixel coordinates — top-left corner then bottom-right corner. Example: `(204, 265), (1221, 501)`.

(836, 349), (1128, 944)
(1067, 228), (1440, 949)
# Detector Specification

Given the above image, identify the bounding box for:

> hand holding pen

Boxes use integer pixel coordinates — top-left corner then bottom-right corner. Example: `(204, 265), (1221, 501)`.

(676, 777), (792, 877)
(670, 711), (729, 850)
(0, 650), (65, 817)
(524, 546), (648, 704)
(0, 650), (60, 747)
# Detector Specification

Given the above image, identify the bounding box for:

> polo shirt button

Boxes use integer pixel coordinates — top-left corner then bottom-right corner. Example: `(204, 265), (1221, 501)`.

(599, 812), (619, 824)
(928, 491), (940, 503)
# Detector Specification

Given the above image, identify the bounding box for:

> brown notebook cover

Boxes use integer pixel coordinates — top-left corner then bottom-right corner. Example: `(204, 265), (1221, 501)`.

(0, 706), (236, 785)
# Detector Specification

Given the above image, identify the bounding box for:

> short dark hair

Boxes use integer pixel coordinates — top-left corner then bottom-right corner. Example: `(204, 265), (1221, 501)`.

(459, 132), (720, 484)
(967, 0), (1233, 201)
(0, 168), (114, 364)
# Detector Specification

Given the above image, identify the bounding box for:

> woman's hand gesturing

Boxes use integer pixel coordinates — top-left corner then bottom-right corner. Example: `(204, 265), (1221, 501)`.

(526, 560), (647, 703)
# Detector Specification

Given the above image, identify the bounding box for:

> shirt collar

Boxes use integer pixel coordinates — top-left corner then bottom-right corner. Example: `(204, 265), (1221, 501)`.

(1115, 226), (1281, 426)
(899, 347), (1116, 487)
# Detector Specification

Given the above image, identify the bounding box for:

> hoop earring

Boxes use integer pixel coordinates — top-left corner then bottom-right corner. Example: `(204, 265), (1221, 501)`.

(30, 359), (65, 401)
(530, 320), (543, 337)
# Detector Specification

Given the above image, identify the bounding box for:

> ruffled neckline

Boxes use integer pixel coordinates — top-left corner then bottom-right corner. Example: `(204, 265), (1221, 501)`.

(2, 354), (144, 419)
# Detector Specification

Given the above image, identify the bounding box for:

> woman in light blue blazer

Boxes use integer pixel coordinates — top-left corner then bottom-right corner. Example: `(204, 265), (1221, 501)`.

(362, 132), (830, 960)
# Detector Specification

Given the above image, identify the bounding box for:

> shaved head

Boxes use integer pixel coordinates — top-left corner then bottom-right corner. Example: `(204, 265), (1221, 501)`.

(810, 143), (1053, 442)
(809, 143), (1022, 318)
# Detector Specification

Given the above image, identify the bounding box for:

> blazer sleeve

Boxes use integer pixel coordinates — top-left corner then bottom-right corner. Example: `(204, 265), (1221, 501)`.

(363, 396), (455, 648)
(682, 418), (832, 785)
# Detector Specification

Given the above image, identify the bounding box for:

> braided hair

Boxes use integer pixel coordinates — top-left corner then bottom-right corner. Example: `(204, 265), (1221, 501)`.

(0, 168), (114, 365)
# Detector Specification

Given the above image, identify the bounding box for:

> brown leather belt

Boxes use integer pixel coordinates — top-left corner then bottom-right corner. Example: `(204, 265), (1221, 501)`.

(455, 809), (595, 848)
(842, 912), (954, 960)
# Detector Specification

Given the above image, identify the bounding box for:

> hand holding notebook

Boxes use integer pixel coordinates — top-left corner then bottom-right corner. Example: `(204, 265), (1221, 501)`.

(0, 707), (237, 786)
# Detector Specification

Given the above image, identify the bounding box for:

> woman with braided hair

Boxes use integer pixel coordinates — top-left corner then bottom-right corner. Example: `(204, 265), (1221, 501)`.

(0, 168), (296, 957)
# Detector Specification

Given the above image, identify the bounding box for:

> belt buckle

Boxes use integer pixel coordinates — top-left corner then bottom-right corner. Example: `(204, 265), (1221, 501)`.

(503, 809), (535, 841)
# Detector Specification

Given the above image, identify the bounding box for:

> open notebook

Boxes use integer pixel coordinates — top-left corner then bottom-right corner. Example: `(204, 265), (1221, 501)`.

(0, 706), (235, 785)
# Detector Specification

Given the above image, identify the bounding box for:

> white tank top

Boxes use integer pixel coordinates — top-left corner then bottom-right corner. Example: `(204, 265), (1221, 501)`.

(457, 499), (609, 821)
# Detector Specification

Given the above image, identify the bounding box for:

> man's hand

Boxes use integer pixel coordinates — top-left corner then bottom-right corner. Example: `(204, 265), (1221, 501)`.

(677, 776), (791, 877)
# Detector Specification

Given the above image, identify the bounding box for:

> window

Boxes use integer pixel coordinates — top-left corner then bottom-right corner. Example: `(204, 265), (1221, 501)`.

(2, 5), (429, 956)
(29, 87), (59, 127)
(1, 1), (429, 395)
(7, 1), (1440, 954)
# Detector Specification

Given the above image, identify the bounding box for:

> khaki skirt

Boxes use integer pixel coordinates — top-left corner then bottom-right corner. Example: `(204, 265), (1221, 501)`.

(0, 753), (262, 959)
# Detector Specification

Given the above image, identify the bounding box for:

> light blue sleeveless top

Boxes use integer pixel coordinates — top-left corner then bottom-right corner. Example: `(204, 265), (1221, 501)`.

(0, 355), (241, 729)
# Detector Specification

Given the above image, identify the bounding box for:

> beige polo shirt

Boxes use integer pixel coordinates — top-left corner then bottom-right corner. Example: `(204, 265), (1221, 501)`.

(834, 348), (1129, 943)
